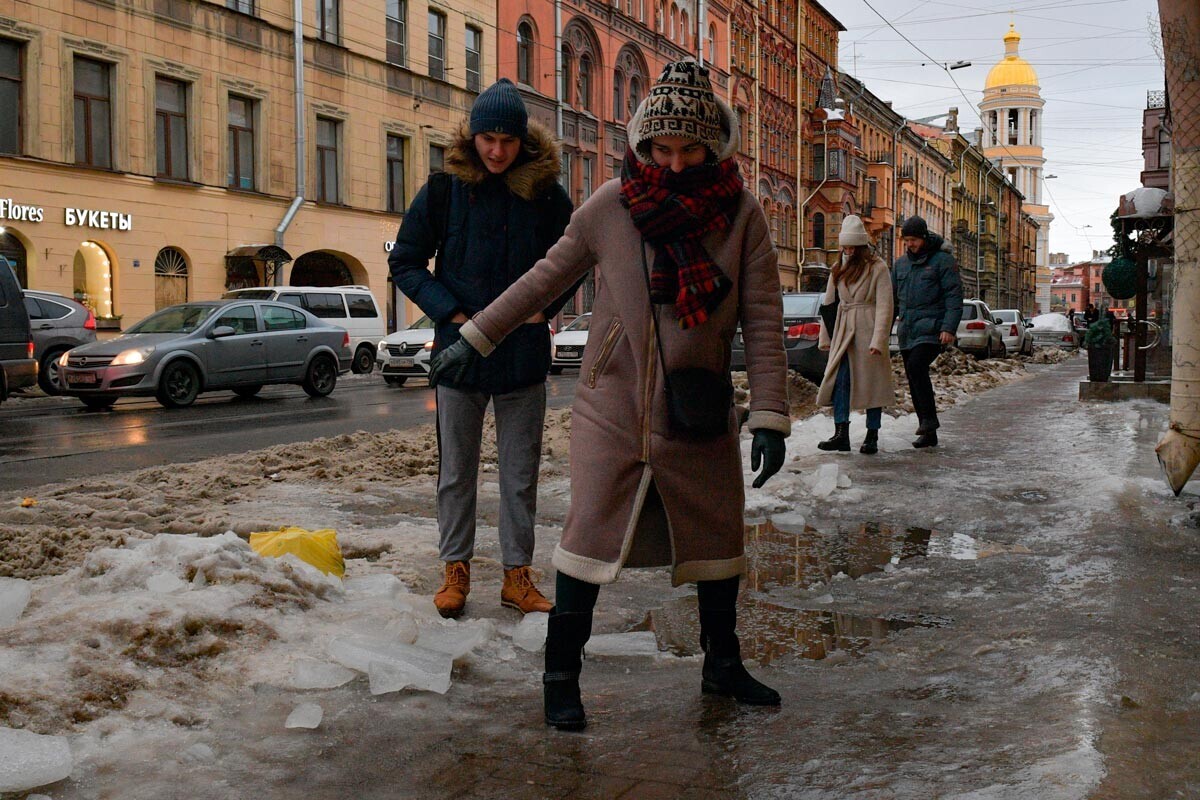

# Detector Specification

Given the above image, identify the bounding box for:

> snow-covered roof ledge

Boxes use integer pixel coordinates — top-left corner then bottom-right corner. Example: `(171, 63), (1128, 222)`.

(1116, 187), (1173, 219)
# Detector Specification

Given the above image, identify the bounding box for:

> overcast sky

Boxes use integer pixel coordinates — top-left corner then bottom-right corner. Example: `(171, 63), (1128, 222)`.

(833, 0), (1163, 263)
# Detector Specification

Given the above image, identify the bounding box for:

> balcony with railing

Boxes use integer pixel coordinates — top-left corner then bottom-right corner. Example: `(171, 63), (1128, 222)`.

(898, 165), (914, 183)
(869, 151), (894, 165)
(1147, 89), (1166, 109)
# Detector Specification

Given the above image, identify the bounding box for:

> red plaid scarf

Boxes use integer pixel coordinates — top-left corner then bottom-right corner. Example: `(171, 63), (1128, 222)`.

(619, 150), (743, 329)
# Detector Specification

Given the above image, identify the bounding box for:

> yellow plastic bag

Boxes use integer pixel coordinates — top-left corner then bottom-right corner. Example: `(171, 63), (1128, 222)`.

(249, 527), (345, 578)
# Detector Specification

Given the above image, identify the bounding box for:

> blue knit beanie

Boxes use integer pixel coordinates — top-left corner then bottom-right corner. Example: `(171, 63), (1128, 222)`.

(469, 79), (528, 138)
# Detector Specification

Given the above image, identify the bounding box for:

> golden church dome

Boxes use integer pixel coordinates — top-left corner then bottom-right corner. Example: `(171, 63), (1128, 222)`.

(985, 24), (1039, 90)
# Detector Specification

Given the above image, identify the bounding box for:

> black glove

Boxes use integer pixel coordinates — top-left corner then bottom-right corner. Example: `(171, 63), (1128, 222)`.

(428, 337), (479, 388)
(750, 429), (786, 489)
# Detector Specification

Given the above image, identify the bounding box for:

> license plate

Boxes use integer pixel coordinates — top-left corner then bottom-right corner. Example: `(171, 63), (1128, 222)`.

(65, 371), (98, 385)
(389, 357), (414, 369)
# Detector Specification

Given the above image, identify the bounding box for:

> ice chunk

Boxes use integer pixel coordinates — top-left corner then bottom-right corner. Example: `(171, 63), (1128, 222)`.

(180, 743), (216, 764)
(415, 619), (494, 660)
(384, 614), (419, 645)
(344, 574), (405, 598)
(291, 659), (357, 690)
(285, 703), (323, 729)
(770, 512), (806, 532)
(0, 578), (32, 627)
(0, 727), (73, 792)
(586, 632), (660, 658)
(328, 636), (452, 695)
(836, 472), (852, 489)
(394, 593), (442, 621)
(512, 612), (548, 652)
(28, 795), (53, 800)
(810, 464), (839, 498)
(146, 571), (187, 595)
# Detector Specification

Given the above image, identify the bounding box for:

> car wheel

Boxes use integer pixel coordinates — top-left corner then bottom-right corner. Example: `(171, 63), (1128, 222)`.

(549, 366), (564, 375)
(81, 395), (116, 411)
(233, 384), (263, 398)
(351, 345), (374, 374)
(977, 340), (992, 361)
(384, 376), (408, 387)
(156, 360), (202, 408)
(38, 349), (68, 395)
(302, 354), (338, 397)
(998, 341), (1007, 358)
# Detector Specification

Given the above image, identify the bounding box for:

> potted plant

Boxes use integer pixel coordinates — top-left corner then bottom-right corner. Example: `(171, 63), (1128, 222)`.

(1084, 319), (1115, 382)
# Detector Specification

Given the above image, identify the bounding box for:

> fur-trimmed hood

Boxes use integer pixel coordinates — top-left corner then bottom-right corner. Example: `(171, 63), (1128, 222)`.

(445, 120), (562, 201)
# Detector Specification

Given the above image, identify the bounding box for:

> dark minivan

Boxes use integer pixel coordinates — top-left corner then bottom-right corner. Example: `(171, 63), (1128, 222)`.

(0, 256), (37, 404)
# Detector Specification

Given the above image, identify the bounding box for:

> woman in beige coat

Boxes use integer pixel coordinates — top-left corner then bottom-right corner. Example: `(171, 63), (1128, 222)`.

(815, 215), (895, 454)
(430, 61), (790, 729)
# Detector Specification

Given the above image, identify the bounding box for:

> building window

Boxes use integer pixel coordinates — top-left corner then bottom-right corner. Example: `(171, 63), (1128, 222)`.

(428, 143), (444, 175)
(316, 116), (339, 203)
(639, 0), (645, 23)
(1158, 128), (1171, 168)
(629, 76), (642, 114)
(386, 0), (406, 66)
(465, 26), (482, 93)
(154, 247), (189, 309)
(428, 11), (445, 81)
(613, 71), (624, 121)
(812, 143), (825, 180)
(517, 22), (533, 85)
(226, 0), (255, 12)
(1028, 109), (1038, 145)
(680, 10), (689, 45)
(813, 212), (825, 250)
(582, 156), (593, 200)
(560, 149), (572, 192)
(227, 95), (255, 190)
(0, 39), (21, 155)
(561, 44), (573, 104)
(578, 55), (592, 112)
(387, 133), (405, 213)
(1007, 108), (1019, 146)
(318, 0), (339, 43)
(155, 77), (189, 181)
(708, 24), (716, 65)
(74, 57), (112, 169)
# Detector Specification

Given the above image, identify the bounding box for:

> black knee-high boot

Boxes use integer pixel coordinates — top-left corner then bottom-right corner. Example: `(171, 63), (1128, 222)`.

(543, 573), (598, 730)
(697, 578), (781, 706)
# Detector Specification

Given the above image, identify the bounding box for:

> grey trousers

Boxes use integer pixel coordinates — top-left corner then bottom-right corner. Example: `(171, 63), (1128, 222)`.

(435, 382), (546, 568)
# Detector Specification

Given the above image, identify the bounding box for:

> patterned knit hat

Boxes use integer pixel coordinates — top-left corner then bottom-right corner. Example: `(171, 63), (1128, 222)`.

(470, 78), (528, 138)
(632, 60), (723, 159)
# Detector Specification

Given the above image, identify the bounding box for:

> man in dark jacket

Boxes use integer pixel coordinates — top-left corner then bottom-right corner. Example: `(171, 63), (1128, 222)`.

(892, 216), (963, 448)
(388, 79), (574, 618)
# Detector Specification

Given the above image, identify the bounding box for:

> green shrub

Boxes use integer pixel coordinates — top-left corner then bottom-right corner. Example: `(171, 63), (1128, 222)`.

(1084, 319), (1115, 348)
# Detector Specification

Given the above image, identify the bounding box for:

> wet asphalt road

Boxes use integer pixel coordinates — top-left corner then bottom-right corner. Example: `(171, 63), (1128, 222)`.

(0, 374), (578, 492)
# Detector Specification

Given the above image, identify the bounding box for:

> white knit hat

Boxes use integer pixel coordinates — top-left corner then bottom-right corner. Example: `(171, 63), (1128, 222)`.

(839, 215), (870, 247)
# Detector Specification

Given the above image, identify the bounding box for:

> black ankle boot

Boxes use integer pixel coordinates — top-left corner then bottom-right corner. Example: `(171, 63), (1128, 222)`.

(860, 429), (879, 454)
(817, 422), (851, 452)
(915, 417), (939, 435)
(698, 606), (781, 706)
(913, 430), (938, 448)
(543, 609), (592, 730)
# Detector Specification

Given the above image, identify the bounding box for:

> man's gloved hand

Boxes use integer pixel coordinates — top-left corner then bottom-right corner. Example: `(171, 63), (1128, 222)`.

(428, 338), (479, 388)
(750, 429), (786, 489)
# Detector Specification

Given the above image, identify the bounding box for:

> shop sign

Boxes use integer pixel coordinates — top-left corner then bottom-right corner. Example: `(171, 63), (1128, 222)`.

(65, 207), (133, 231)
(0, 198), (45, 223)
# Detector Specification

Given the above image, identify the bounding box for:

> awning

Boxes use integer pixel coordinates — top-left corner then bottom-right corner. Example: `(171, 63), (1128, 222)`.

(225, 244), (293, 262)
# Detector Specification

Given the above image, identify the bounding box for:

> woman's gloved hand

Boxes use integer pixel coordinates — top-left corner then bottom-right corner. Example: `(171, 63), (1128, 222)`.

(428, 338), (479, 387)
(750, 429), (786, 488)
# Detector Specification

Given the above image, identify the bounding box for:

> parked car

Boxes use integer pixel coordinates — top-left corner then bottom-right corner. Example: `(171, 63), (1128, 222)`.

(550, 313), (590, 374)
(731, 292), (827, 383)
(1029, 313), (1079, 349)
(991, 308), (1034, 356)
(222, 285), (384, 375)
(376, 314), (435, 386)
(956, 299), (1006, 360)
(0, 256), (36, 405)
(58, 300), (351, 410)
(23, 289), (97, 394)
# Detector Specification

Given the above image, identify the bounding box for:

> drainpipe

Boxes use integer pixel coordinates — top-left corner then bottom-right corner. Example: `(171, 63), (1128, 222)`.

(273, 0), (306, 286)
(554, 0), (563, 140)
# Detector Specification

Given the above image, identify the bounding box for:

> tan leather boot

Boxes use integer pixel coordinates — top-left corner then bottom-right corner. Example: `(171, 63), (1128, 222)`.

(501, 566), (553, 614)
(434, 561), (470, 619)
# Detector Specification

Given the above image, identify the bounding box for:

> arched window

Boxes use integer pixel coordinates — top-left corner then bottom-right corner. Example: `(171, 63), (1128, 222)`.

(813, 212), (826, 250)
(669, 4), (677, 39)
(629, 76), (642, 115)
(561, 44), (574, 104)
(578, 54), (592, 112)
(708, 24), (716, 64)
(680, 10), (689, 45)
(613, 70), (625, 121)
(517, 22), (534, 86)
(656, 0), (664, 32)
(639, 0), (645, 22)
(154, 247), (189, 309)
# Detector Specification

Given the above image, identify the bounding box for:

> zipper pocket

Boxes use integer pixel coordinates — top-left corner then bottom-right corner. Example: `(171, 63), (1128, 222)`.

(587, 318), (624, 388)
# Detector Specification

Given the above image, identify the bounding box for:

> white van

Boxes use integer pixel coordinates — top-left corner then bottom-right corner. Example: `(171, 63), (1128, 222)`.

(221, 285), (385, 373)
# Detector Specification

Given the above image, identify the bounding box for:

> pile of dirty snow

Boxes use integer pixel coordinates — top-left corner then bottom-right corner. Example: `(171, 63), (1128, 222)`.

(1020, 348), (1077, 365)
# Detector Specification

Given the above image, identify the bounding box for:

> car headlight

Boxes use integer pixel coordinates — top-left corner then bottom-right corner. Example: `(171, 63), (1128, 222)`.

(111, 347), (153, 366)
(423, 341), (433, 350)
(58, 351), (71, 367)
(378, 340), (388, 352)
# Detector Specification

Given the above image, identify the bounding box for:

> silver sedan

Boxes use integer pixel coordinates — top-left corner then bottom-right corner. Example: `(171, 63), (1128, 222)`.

(58, 300), (352, 410)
